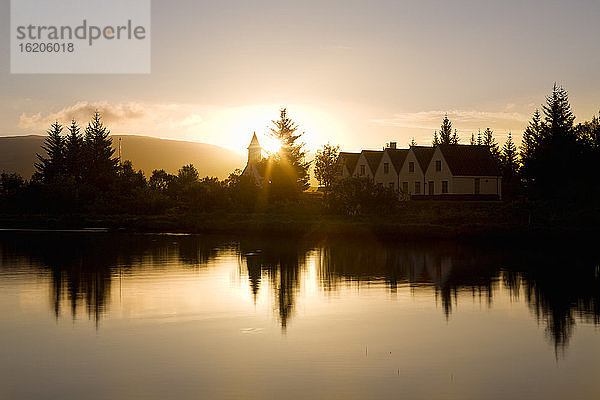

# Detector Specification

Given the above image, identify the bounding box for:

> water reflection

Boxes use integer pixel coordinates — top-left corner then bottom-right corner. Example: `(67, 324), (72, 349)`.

(0, 232), (598, 352)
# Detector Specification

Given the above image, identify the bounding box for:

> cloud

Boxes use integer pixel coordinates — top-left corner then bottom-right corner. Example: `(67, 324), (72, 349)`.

(18, 101), (206, 138)
(371, 109), (529, 132)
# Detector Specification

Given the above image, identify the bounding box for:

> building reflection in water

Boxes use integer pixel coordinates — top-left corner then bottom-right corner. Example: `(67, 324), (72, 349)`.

(1, 232), (598, 352)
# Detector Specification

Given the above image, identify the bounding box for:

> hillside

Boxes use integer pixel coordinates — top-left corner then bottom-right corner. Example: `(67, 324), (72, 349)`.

(0, 135), (245, 179)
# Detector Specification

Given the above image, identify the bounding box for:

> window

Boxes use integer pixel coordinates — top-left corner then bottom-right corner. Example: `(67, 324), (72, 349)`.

(383, 163), (389, 174)
(402, 182), (409, 193)
(474, 178), (480, 194)
(442, 180), (448, 194)
(409, 162), (415, 173)
(435, 160), (442, 172)
(415, 181), (421, 194)
(360, 165), (365, 176)
(428, 181), (434, 195)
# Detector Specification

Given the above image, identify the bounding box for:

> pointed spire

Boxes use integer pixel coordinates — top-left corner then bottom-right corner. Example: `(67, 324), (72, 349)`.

(248, 132), (260, 149)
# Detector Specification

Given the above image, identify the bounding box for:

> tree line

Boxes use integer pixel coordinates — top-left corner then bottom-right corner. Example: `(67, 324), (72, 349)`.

(1, 84), (599, 217)
(0, 109), (314, 215)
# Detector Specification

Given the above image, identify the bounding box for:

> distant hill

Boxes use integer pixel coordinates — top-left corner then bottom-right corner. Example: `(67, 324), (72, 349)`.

(0, 134), (245, 179)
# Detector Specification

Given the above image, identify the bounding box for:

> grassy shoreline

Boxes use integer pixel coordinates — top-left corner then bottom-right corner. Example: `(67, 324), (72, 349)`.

(0, 204), (596, 241)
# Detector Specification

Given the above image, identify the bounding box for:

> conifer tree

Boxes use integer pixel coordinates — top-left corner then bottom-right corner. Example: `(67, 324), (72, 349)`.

(83, 111), (118, 185)
(267, 108), (310, 191)
(35, 121), (65, 183)
(432, 131), (440, 146)
(520, 109), (542, 184)
(470, 132), (476, 145)
(483, 127), (500, 163)
(543, 83), (575, 140)
(450, 129), (460, 145)
(439, 115), (453, 144)
(501, 132), (518, 178)
(65, 119), (84, 182)
(477, 129), (482, 145)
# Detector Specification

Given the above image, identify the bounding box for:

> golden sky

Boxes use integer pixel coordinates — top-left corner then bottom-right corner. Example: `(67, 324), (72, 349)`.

(2, 0), (600, 154)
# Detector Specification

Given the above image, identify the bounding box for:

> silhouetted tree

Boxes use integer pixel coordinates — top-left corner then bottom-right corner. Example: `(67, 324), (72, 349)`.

(314, 143), (340, 188)
(256, 108), (311, 200)
(149, 169), (175, 191)
(432, 130), (440, 146)
(177, 164), (199, 187)
(439, 115), (452, 144)
(501, 132), (518, 178)
(521, 84), (580, 198)
(35, 121), (65, 183)
(65, 119), (84, 182)
(83, 112), (118, 187)
(483, 128), (500, 163)
(470, 132), (476, 145)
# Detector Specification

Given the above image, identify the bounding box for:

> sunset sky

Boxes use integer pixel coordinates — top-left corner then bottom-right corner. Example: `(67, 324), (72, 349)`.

(2, 0), (600, 155)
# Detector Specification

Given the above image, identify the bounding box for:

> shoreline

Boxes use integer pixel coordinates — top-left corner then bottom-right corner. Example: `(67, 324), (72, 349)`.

(0, 211), (595, 242)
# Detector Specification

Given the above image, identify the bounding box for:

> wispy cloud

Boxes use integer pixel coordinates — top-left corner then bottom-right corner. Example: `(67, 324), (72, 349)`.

(18, 101), (205, 136)
(371, 109), (529, 132)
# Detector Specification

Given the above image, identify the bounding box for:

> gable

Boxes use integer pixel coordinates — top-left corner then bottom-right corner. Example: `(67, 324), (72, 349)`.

(359, 150), (384, 175)
(410, 146), (436, 173)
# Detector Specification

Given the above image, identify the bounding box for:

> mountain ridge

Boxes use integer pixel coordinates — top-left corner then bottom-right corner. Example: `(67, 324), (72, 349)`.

(0, 134), (245, 179)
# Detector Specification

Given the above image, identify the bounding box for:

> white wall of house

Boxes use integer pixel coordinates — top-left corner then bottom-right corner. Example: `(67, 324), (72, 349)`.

(353, 153), (375, 179)
(398, 149), (426, 195)
(373, 151), (399, 190)
(424, 148), (453, 195)
(453, 176), (502, 196)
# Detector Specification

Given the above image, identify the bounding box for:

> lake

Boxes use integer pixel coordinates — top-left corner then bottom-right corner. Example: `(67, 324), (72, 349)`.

(0, 231), (599, 399)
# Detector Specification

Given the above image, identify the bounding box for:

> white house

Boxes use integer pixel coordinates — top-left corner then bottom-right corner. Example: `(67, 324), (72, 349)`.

(423, 145), (501, 199)
(336, 142), (502, 200)
(373, 143), (408, 192)
(398, 146), (436, 197)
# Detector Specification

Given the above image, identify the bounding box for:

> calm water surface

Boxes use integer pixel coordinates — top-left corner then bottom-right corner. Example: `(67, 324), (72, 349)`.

(0, 232), (599, 399)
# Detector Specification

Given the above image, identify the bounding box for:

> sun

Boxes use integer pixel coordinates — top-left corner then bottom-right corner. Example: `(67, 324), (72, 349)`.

(258, 133), (282, 155)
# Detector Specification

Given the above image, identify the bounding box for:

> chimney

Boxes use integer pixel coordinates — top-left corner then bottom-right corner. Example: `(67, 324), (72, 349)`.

(389, 141), (397, 149)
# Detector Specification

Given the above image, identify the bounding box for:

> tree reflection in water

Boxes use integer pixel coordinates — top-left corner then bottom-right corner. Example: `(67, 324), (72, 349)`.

(1, 232), (598, 352)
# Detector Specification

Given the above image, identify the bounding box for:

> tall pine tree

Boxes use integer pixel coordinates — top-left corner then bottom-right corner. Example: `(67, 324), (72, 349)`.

(439, 115), (453, 144)
(267, 108), (310, 192)
(84, 111), (118, 187)
(501, 132), (518, 179)
(65, 119), (84, 182)
(35, 121), (65, 183)
(483, 127), (500, 163)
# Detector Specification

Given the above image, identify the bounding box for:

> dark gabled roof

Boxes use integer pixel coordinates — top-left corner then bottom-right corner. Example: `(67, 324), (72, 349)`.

(338, 152), (360, 173)
(437, 145), (501, 176)
(385, 148), (409, 173)
(361, 150), (384, 174)
(410, 146), (436, 172)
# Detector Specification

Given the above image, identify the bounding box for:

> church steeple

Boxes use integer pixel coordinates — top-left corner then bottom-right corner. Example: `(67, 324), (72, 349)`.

(247, 132), (262, 164)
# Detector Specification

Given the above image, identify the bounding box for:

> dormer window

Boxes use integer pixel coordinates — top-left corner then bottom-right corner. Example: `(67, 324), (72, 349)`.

(435, 160), (442, 172)
(409, 162), (415, 173)
(383, 163), (389, 174)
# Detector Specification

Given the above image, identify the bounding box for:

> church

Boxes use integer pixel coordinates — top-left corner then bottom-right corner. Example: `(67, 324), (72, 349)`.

(241, 132), (264, 184)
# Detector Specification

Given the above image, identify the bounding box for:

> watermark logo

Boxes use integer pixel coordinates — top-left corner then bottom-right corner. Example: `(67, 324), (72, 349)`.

(11, 0), (151, 74)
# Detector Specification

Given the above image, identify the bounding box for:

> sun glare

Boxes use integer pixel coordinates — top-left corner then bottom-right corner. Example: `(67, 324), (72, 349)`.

(260, 134), (282, 155)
